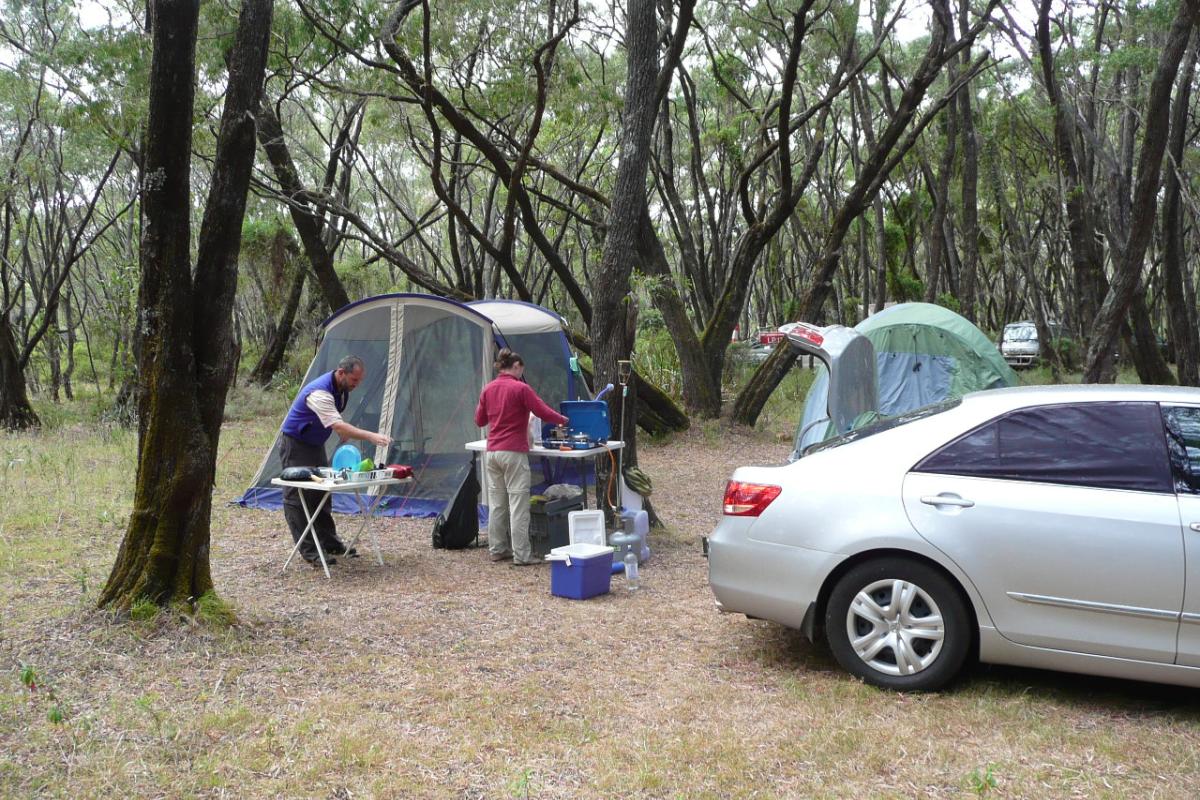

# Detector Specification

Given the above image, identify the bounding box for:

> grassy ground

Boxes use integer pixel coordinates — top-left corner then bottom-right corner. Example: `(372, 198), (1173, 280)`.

(3, 379), (1200, 799)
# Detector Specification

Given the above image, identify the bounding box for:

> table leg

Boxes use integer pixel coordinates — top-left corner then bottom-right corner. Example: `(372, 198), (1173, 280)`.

(344, 489), (386, 566)
(282, 490), (332, 579)
(581, 459), (589, 509)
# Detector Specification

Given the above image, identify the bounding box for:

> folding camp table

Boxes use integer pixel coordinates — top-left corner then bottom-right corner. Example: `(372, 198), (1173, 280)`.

(271, 476), (409, 578)
(464, 440), (625, 509)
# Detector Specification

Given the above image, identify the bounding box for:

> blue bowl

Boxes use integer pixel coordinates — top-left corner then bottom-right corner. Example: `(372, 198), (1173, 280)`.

(332, 444), (361, 472)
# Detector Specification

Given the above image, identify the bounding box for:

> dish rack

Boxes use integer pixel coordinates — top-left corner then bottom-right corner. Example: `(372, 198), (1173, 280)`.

(348, 468), (394, 482)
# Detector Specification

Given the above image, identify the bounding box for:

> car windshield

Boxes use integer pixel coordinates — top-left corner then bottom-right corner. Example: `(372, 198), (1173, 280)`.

(802, 397), (962, 457)
(1003, 325), (1037, 342)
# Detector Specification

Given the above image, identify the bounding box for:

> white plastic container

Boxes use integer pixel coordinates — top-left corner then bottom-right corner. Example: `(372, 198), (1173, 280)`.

(546, 542), (614, 564)
(567, 509), (606, 548)
(620, 508), (650, 562)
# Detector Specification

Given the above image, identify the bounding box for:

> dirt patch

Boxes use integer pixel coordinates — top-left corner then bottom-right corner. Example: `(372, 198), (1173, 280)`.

(4, 423), (1200, 798)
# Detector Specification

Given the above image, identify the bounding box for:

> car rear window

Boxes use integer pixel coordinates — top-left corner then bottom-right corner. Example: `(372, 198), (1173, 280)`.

(914, 401), (1172, 493)
(803, 398), (961, 457)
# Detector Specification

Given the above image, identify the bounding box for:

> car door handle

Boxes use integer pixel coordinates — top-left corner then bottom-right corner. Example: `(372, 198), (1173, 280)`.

(920, 494), (975, 509)
(1191, 523), (1200, 533)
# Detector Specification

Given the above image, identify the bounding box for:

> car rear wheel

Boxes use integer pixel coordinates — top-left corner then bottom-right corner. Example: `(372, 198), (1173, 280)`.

(825, 558), (970, 691)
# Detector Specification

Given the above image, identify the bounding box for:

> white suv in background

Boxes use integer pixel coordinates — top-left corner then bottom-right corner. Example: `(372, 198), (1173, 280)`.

(1000, 321), (1040, 367)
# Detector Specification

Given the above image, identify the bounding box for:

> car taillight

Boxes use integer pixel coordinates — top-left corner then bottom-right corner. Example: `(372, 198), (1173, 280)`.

(722, 480), (782, 516)
(791, 324), (824, 346)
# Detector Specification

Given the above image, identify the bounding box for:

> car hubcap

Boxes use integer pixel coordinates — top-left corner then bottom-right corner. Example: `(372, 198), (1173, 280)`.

(846, 579), (945, 676)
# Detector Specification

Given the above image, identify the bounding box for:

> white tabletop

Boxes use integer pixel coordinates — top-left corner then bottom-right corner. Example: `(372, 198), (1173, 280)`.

(270, 477), (409, 491)
(464, 440), (624, 458)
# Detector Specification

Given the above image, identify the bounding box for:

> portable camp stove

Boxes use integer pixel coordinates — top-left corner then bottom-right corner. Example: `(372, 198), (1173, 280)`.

(541, 424), (602, 450)
(540, 401), (612, 450)
(543, 424), (571, 447)
(569, 432), (596, 450)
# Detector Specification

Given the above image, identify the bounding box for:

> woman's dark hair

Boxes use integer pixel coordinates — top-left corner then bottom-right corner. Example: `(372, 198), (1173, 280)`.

(494, 347), (524, 371)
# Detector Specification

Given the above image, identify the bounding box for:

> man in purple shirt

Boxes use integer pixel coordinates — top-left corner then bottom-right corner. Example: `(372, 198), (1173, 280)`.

(281, 355), (392, 566)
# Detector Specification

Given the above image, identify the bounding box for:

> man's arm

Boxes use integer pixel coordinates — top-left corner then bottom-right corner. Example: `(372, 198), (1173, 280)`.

(308, 389), (392, 448)
(332, 421), (392, 448)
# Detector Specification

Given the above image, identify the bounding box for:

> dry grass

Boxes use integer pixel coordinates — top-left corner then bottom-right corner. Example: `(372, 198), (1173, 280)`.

(3, 412), (1200, 799)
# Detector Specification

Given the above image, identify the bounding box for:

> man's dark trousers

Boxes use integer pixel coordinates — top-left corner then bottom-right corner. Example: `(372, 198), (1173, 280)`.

(280, 435), (341, 557)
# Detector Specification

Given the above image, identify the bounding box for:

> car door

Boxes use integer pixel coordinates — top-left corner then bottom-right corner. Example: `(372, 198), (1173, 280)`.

(903, 401), (1183, 663)
(1163, 404), (1200, 667)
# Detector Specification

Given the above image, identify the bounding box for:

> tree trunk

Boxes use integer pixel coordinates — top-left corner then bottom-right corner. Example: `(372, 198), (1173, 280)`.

(63, 291), (76, 400)
(248, 266), (305, 386)
(956, 4), (980, 323)
(255, 101), (350, 314)
(46, 310), (62, 403)
(1128, 289), (1175, 384)
(922, 99), (957, 303)
(591, 0), (658, 479)
(1083, 0), (1196, 382)
(100, 0), (273, 611)
(635, 207), (720, 417)
(0, 312), (38, 429)
(1036, 0), (1110, 368)
(1162, 31), (1199, 386)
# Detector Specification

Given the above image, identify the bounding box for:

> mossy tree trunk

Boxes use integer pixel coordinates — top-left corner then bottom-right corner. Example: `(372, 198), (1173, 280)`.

(0, 313), (39, 430)
(99, 0), (274, 611)
(590, 0), (660, 479)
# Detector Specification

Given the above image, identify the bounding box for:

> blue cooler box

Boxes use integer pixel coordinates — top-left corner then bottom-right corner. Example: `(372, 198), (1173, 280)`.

(560, 400), (612, 443)
(548, 543), (614, 599)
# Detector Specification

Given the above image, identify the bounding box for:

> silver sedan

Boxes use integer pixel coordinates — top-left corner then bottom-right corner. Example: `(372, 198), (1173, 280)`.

(707, 384), (1200, 691)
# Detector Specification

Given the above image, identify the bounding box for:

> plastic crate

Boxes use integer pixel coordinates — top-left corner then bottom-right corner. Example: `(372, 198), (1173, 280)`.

(529, 495), (583, 558)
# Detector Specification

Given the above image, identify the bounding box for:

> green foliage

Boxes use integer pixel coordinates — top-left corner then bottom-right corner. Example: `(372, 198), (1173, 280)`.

(968, 763), (999, 795)
(508, 767), (534, 798)
(634, 327), (682, 400)
(887, 266), (924, 303)
(20, 665), (38, 691)
(756, 363), (819, 438)
(191, 591), (238, 628)
(129, 597), (161, 623)
(30, 385), (117, 430)
(935, 293), (960, 313)
(782, 298), (802, 323)
(224, 383), (290, 422)
(1052, 337), (1079, 370)
(638, 307), (665, 332)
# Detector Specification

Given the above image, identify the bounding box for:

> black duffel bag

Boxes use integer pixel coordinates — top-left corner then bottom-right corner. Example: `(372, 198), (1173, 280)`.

(279, 466), (315, 481)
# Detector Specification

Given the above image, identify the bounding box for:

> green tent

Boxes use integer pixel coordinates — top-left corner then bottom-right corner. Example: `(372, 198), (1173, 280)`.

(793, 303), (1018, 457)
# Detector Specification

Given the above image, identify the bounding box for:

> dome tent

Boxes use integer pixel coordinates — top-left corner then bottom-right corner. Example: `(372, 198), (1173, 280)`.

(467, 299), (580, 409)
(236, 294), (580, 519)
(793, 302), (1017, 458)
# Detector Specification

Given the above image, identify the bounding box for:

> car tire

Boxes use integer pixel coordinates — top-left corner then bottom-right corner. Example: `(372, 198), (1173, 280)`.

(824, 558), (970, 691)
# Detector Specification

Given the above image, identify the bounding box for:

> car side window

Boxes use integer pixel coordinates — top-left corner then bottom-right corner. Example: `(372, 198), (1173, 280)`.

(914, 402), (1172, 493)
(1162, 406), (1200, 494)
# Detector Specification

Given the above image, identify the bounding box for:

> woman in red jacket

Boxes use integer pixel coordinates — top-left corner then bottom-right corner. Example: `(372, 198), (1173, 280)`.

(475, 348), (570, 565)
